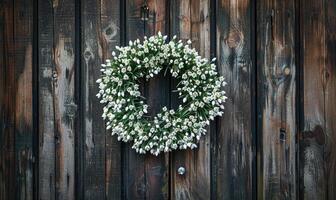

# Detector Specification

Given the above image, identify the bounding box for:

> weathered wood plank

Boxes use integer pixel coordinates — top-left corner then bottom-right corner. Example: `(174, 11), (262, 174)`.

(324, 3), (336, 199)
(122, 1), (146, 198)
(298, 1), (326, 199)
(53, 0), (76, 199)
(145, 0), (169, 199)
(0, 1), (16, 199)
(123, 0), (169, 199)
(257, 0), (296, 199)
(100, 0), (122, 199)
(0, 0), (6, 198)
(81, 0), (106, 198)
(0, 9), (4, 198)
(13, 0), (34, 199)
(38, 0), (56, 199)
(215, 0), (253, 199)
(0, 0), (34, 199)
(324, 2), (336, 198)
(170, 0), (211, 199)
(299, 0), (336, 199)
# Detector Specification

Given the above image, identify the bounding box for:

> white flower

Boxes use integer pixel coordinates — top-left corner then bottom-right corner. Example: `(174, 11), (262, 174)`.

(143, 105), (148, 113)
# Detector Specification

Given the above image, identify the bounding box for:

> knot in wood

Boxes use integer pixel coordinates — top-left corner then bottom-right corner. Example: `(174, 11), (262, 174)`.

(65, 101), (77, 119)
(84, 49), (94, 62)
(301, 125), (325, 145)
(52, 70), (58, 81)
(226, 29), (243, 49)
(321, 68), (330, 88)
(283, 67), (291, 75)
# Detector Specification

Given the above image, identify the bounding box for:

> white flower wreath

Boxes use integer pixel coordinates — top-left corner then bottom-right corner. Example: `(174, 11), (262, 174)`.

(97, 32), (227, 155)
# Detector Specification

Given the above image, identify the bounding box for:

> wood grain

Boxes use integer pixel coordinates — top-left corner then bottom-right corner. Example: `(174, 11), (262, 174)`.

(0, 5), (4, 198)
(0, 0), (34, 199)
(38, 0), (56, 199)
(324, 1), (336, 198)
(2, 0), (336, 199)
(81, 0), (107, 198)
(216, 0), (253, 199)
(299, 1), (326, 199)
(0, 4), (3, 181)
(299, 0), (336, 199)
(100, 0), (122, 199)
(122, 1), (147, 199)
(170, 0), (211, 199)
(0, 1), (16, 199)
(13, 0), (34, 199)
(257, 0), (296, 199)
(53, 0), (76, 199)
(145, 0), (169, 199)
(123, 0), (169, 199)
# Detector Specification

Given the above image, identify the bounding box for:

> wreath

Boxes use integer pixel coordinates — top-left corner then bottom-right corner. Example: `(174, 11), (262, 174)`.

(96, 32), (227, 155)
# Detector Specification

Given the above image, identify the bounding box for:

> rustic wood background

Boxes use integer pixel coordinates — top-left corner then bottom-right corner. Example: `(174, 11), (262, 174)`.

(1, 0), (336, 199)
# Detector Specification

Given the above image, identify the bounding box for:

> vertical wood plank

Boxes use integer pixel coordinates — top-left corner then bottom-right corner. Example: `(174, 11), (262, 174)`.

(298, 0), (326, 199)
(122, 0), (146, 198)
(0, 7), (4, 198)
(324, 2), (336, 198)
(81, 0), (106, 198)
(123, 0), (169, 199)
(39, 0), (76, 198)
(53, 0), (76, 199)
(257, 0), (296, 199)
(0, 1), (16, 199)
(13, 0), (34, 199)
(100, 0), (122, 199)
(299, 0), (336, 199)
(0, 0), (34, 199)
(38, 0), (56, 199)
(170, 0), (211, 199)
(215, 0), (254, 199)
(145, 0), (169, 199)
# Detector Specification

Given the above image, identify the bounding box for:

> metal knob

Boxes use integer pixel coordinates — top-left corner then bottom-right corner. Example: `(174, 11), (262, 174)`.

(177, 166), (186, 175)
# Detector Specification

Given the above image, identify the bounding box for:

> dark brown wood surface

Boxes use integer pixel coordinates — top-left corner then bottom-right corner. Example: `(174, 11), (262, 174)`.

(299, 0), (336, 199)
(122, 1), (147, 199)
(1, 1), (15, 199)
(38, 0), (76, 199)
(216, 0), (254, 199)
(257, 0), (296, 199)
(1, 0), (336, 199)
(81, 0), (106, 198)
(170, 0), (211, 199)
(0, 0), (34, 199)
(13, 0), (34, 199)
(100, 0), (122, 199)
(145, 0), (169, 199)
(38, 0), (56, 199)
(122, 1), (169, 199)
(53, 0), (77, 199)
(0, 1), (16, 199)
